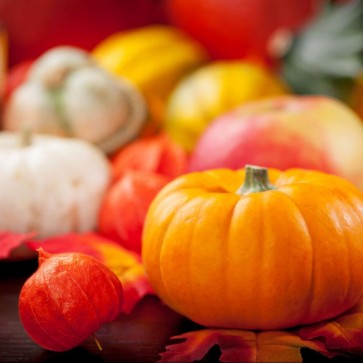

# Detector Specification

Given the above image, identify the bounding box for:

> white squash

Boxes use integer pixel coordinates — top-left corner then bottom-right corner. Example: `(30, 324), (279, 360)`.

(0, 131), (111, 237)
(3, 46), (147, 154)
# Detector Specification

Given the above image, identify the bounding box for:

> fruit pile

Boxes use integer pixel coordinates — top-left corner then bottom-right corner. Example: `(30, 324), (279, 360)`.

(1, 0), (363, 361)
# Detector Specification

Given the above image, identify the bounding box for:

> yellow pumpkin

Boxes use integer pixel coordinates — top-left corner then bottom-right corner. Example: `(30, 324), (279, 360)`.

(92, 25), (208, 128)
(164, 61), (289, 152)
(142, 165), (363, 330)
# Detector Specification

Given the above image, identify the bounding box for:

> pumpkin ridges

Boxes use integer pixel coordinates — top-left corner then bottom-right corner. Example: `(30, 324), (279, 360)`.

(255, 190), (314, 328)
(274, 188), (317, 327)
(329, 188), (363, 306)
(143, 167), (363, 330)
(159, 194), (206, 313)
(279, 169), (363, 312)
(143, 190), (198, 311)
(225, 194), (267, 328)
(279, 183), (363, 322)
(223, 191), (312, 329)
(188, 194), (239, 322)
(160, 193), (241, 325)
(175, 196), (208, 316)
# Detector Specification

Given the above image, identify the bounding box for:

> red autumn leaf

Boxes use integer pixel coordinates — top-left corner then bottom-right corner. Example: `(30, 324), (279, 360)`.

(297, 299), (363, 354)
(158, 329), (333, 363)
(26, 232), (154, 313)
(110, 132), (188, 181)
(0, 230), (37, 259)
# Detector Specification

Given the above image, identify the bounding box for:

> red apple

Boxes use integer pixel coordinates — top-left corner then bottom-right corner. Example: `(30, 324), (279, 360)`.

(0, 0), (167, 67)
(166, 0), (320, 65)
(189, 95), (363, 191)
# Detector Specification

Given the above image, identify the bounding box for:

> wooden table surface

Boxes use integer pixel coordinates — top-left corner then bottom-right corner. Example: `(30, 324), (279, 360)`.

(0, 258), (362, 363)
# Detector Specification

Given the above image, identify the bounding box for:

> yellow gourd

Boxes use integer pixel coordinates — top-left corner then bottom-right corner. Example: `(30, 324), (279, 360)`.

(92, 25), (208, 128)
(164, 61), (289, 152)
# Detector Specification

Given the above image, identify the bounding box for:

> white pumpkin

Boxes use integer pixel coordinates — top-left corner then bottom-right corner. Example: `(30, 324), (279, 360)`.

(0, 131), (111, 237)
(3, 46), (148, 154)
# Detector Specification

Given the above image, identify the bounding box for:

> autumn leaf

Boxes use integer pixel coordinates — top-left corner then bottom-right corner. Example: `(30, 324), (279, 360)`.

(158, 329), (333, 363)
(0, 230), (37, 259)
(26, 232), (154, 313)
(297, 299), (363, 354)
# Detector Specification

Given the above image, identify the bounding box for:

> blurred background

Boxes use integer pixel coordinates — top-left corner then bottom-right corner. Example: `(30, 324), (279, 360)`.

(0, 0), (363, 180)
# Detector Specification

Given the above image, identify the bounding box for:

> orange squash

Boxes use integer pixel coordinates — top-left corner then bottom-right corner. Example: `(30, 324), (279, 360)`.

(142, 165), (363, 330)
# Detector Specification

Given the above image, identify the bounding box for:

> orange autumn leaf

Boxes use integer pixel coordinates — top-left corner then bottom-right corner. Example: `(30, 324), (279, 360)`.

(158, 329), (332, 363)
(298, 299), (363, 354)
(26, 232), (154, 314)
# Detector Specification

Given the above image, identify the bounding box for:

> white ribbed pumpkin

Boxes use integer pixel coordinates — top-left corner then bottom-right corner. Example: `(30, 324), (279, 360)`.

(0, 131), (111, 237)
(3, 46), (147, 154)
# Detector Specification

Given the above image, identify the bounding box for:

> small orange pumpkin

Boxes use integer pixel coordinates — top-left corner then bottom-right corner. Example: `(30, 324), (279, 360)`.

(142, 165), (363, 330)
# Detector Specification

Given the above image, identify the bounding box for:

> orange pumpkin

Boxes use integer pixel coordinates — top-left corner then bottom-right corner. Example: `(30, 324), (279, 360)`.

(142, 165), (363, 330)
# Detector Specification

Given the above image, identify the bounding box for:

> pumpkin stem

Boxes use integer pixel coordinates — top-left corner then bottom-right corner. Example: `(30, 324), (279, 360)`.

(236, 165), (276, 195)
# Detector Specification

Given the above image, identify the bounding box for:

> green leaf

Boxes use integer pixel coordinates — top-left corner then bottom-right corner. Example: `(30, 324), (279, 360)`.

(280, 0), (363, 102)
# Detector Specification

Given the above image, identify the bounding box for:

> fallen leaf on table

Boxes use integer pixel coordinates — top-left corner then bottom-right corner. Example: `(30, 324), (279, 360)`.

(26, 232), (154, 313)
(0, 231), (37, 259)
(298, 298), (363, 354)
(158, 329), (333, 363)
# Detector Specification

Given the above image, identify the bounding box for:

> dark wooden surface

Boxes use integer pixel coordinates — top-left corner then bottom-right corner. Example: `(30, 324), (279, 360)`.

(0, 258), (191, 363)
(0, 258), (362, 363)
